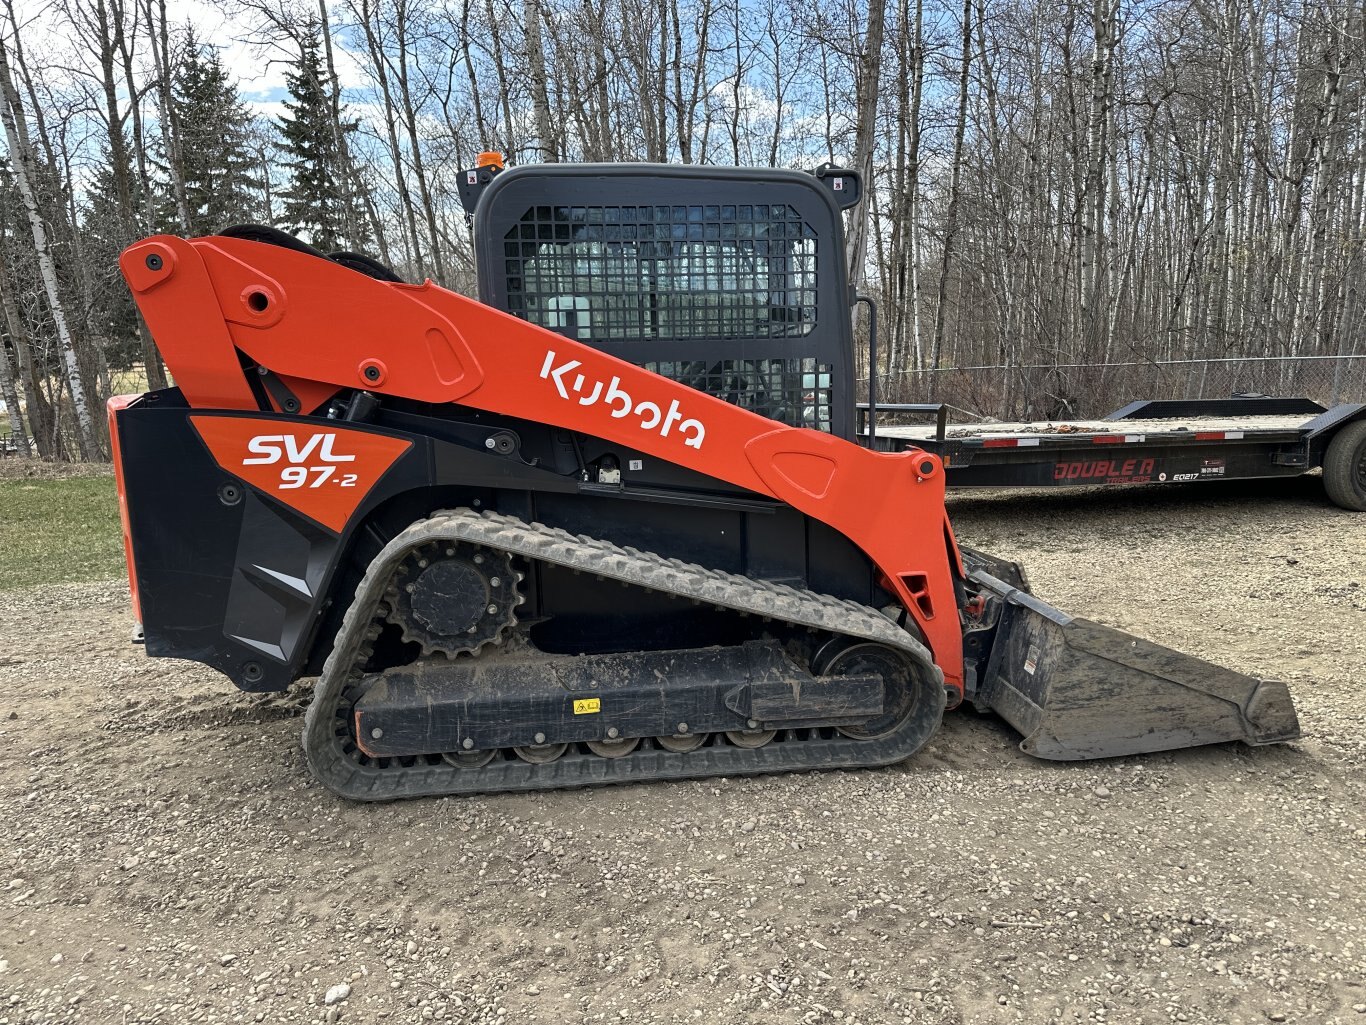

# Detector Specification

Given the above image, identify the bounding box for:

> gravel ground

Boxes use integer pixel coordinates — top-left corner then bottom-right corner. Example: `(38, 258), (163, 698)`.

(1, 476), (1363, 1025)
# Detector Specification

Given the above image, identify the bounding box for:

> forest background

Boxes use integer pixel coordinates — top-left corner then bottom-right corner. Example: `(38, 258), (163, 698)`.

(1, 0), (1364, 459)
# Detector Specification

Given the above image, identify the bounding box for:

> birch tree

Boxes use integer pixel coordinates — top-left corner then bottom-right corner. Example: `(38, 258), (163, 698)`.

(0, 333), (28, 454)
(0, 36), (98, 459)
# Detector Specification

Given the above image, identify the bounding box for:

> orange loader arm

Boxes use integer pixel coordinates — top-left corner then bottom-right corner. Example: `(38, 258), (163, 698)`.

(121, 234), (968, 696)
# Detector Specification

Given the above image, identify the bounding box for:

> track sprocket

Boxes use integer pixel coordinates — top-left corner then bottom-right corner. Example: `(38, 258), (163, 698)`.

(386, 541), (522, 657)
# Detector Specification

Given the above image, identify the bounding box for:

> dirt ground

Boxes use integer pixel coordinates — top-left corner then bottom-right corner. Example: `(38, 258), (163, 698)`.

(1, 475), (1363, 1025)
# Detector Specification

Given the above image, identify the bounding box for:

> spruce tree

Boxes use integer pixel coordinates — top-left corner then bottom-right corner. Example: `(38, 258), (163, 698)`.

(171, 34), (261, 234)
(276, 25), (359, 252)
(83, 150), (143, 370)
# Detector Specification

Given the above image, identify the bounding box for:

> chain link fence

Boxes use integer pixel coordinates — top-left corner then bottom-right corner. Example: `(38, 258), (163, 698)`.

(874, 355), (1366, 422)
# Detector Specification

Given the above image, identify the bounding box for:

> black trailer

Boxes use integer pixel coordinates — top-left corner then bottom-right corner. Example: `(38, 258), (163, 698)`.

(863, 396), (1366, 511)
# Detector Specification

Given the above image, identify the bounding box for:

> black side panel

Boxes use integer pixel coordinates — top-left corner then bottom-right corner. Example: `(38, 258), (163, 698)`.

(118, 404), (436, 691)
(807, 519), (871, 600)
(121, 404), (277, 677)
(532, 491), (746, 574)
(746, 510), (807, 586)
(221, 494), (337, 665)
(119, 402), (889, 693)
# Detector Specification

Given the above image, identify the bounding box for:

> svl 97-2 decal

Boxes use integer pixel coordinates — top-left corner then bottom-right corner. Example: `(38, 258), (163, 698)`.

(243, 433), (359, 490)
(190, 416), (412, 532)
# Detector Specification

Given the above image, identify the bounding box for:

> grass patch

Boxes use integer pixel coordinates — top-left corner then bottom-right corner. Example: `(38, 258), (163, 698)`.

(0, 474), (123, 590)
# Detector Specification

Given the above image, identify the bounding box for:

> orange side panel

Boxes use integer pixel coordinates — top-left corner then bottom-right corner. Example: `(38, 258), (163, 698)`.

(189, 417), (412, 533)
(107, 395), (142, 621)
(120, 235), (967, 692)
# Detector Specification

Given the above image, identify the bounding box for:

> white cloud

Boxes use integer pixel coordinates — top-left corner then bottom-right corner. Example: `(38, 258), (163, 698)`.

(10, 0), (366, 110)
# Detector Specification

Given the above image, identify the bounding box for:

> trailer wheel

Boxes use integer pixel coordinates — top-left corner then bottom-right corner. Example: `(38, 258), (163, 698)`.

(1323, 420), (1366, 511)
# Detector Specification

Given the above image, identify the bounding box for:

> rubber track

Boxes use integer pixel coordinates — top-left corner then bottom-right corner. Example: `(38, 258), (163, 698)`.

(302, 509), (946, 801)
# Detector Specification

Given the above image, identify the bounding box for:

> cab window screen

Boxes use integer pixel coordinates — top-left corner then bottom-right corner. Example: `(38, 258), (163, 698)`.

(645, 359), (833, 432)
(503, 204), (818, 342)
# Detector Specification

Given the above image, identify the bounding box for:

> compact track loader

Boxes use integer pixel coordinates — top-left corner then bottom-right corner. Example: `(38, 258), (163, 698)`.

(109, 160), (1300, 800)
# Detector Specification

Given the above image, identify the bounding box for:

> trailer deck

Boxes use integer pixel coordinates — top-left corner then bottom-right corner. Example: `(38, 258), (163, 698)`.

(864, 397), (1366, 510)
(884, 412), (1313, 442)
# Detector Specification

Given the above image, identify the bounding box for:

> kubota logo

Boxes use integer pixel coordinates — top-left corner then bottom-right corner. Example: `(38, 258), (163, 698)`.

(540, 350), (706, 450)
